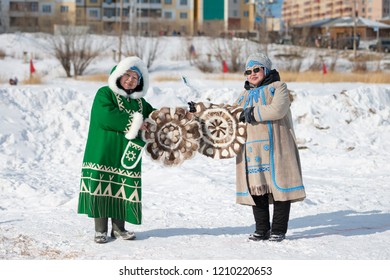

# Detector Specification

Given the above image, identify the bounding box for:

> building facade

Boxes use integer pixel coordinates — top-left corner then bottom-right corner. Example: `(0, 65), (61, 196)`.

(0, 0), (259, 36)
(1, 0), (76, 33)
(282, 0), (390, 28)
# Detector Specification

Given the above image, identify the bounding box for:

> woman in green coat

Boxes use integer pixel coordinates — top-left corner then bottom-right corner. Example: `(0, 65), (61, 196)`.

(78, 56), (155, 243)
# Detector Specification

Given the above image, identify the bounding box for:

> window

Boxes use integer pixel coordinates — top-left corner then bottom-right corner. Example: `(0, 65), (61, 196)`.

(104, 8), (116, 17)
(32, 3), (39, 12)
(42, 5), (52, 13)
(243, 11), (249, 17)
(165, 0), (172, 4)
(180, 0), (188, 5)
(88, 8), (100, 19)
(122, 7), (129, 17)
(180, 12), (187, 19)
(60, 6), (69, 13)
(164, 11), (173, 19)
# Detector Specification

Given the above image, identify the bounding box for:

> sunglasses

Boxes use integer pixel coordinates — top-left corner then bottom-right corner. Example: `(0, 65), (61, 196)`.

(244, 67), (263, 75)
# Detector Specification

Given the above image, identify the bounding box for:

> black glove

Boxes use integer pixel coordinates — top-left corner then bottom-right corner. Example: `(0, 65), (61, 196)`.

(188, 101), (196, 113)
(239, 107), (256, 123)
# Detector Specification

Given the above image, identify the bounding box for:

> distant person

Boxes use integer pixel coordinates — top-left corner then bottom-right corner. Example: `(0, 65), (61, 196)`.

(189, 44), (196, 65)
(77, 56), (155, 244)
(9, 77), (18, 85)
(189, 53), (306, 242)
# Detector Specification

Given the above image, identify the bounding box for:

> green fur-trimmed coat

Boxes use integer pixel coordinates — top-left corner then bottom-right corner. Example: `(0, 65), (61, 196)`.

(77, 57), (154, 224)
(234, 81), (306, 206)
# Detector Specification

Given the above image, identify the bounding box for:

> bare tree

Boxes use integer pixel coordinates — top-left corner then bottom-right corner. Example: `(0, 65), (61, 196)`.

(210, 38), (248, 73)
(123, 35), (161, 69)
(72, 35), (102, 77)
(48, 26), (105, 78)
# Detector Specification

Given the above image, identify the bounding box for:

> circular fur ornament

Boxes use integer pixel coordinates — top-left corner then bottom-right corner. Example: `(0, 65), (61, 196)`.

(194, 102), (247, 159)
(142, 107), (202, 166)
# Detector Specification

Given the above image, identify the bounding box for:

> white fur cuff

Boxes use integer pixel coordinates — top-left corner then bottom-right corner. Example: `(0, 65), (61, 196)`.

(125, 112), (144, 140)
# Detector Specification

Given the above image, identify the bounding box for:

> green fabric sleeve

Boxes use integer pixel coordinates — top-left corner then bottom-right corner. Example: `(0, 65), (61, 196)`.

(91, 88), (132, 132)
(141, 98), (156, 118)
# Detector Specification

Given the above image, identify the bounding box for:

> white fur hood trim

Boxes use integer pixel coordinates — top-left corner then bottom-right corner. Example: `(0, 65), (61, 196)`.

(125, 112), (144, 140)
(108, 56), (149, 99)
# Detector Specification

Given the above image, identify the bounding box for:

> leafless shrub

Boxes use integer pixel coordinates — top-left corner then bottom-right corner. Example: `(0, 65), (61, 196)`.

(352, 61), (367, 73)
(328, 50), (340, 71)
(308, 54), (323, 71)
(123, 36), (161, 69)
(274, 49), (303, 72)
(194, 59), (215, 73)
(47, 26), (105, 78)
(210, 38), (248, 72)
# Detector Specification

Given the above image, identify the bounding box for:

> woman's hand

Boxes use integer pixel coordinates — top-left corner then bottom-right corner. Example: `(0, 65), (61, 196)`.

(140, 121), (149, 132)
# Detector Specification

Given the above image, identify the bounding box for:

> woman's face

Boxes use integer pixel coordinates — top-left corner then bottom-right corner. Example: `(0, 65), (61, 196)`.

(245, 66), (265, 86)
(120, 71), (139, 90)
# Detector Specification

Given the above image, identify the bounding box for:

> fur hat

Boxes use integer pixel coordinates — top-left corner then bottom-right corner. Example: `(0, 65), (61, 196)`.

(129, 66), (142, 83)
(245, 53), (272, 76)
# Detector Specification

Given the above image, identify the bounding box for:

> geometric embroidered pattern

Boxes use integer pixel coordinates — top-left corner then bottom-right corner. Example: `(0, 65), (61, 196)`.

(81, 162), (141, 178)
(79, 179), (141, 203)
(247, 165), (270, 174)
(114, 94), (143, 134)
(80, 163), (142, 203)
(125, 150), (137, 161)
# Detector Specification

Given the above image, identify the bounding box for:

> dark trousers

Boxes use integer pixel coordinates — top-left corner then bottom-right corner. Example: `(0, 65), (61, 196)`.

(94, 218), (125, 233)
(252, 194), (291, 234)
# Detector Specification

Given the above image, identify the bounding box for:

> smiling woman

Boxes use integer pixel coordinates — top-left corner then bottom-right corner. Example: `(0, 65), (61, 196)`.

(235, 52), (306, 242)
(120, 71), (140, 90)
(77, 56), (156, 244)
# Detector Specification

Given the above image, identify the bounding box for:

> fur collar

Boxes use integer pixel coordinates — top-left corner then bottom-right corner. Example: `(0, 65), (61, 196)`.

(244, 69), (280, 90)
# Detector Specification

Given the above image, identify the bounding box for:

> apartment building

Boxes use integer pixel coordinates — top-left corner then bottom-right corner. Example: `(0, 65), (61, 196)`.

(74, 0), (196, 35)
(282, 0), (390, 28)
(0, 0), (257, 35)
(0, 0), (76, 33)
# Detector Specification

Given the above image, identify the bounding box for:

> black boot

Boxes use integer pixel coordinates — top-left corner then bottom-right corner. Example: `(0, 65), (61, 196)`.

(269, 232), (286, 242)
(94, 218), (109, 244)
(270, 200), (291, 242)
(111, 218), (136, 240)
(249, 230), (271, 241)
(249, 195), (271, 241)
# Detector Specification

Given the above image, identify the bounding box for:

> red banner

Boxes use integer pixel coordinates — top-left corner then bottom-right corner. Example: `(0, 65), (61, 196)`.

(222, 60), (228, 73)
(30, 59), (36, 74)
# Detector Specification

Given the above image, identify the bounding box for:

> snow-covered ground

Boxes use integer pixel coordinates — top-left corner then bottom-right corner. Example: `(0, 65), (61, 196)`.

(0, 33), (389, 279)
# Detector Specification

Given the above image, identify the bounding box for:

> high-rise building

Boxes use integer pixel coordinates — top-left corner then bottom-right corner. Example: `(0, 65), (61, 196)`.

(282, 0), (390, 28)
